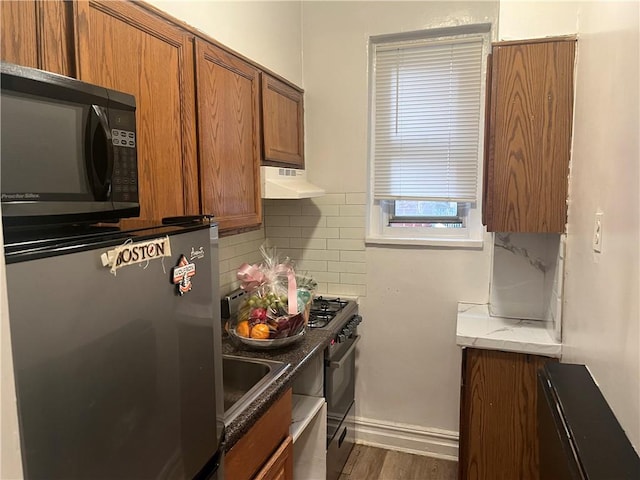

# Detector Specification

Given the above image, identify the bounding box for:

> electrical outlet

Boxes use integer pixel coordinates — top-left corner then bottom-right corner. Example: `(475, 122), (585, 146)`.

(593, 212), (603, 253)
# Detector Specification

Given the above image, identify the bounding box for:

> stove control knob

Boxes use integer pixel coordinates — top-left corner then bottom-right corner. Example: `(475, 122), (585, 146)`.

(354, 315), (362, 325)
(338, 334), (346, 343)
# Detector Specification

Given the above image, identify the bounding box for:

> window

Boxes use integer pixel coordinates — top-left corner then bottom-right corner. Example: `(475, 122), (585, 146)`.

(366, 26), (490, 247)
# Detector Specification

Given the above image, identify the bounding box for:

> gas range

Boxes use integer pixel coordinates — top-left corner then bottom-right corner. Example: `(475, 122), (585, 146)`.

(308, 296), (359, 332)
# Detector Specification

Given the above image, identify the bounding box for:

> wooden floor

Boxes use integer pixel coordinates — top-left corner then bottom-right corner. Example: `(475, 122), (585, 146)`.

(339, 445), (458, 480)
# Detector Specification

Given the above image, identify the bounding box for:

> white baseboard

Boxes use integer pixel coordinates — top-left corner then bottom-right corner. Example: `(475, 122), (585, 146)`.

(353, 416), (459, 461)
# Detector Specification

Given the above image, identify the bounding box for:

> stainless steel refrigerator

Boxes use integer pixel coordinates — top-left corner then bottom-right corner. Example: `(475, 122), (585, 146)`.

(3, 219), (224, 479)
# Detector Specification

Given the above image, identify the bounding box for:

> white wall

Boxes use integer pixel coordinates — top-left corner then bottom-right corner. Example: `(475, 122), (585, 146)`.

(302, 1), (497, 454)
(498, 0), (580, 39)
(499, 0), (640, 452)
(265, 194), (368, 298)
(563, 1), (639, 451)
(146, 0), (303, 86)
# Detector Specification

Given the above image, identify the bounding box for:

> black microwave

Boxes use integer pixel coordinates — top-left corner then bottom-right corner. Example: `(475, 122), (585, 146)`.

(1, 62), (140, 227)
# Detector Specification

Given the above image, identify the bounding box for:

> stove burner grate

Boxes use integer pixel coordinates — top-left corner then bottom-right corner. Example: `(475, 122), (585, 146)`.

(307, 296), (349, 329)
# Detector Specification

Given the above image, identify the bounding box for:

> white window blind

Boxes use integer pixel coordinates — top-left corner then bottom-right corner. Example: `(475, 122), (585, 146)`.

(372, 37), (483, 202)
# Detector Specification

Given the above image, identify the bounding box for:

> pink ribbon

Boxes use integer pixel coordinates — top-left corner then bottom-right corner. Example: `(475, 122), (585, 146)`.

(275, 264), (297, 315)
(237, 263), (266, 291)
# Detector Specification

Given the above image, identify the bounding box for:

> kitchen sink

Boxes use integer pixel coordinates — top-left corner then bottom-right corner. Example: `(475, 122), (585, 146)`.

(222, 354), (288, 425)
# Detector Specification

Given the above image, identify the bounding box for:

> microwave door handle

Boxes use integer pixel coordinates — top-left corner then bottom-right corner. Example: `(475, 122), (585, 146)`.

(86, 105), (114, 200)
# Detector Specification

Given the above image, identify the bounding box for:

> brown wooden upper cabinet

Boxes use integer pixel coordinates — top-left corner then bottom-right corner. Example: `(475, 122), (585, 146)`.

(261, 74), (305, 168)
(483, 37), (576, 233)
(2, 0), (302, 232)
(0, 0), (74, 76)
(195, 39), (262, 233)
(74, 0), (199, 223)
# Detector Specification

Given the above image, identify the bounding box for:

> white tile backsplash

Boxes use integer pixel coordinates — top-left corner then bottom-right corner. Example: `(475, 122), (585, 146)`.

(301, 204), (340, 216)
(327, 215), (365, 228)
(290, 237), (328, 249)
(346, 193), (366, 204)
(218, 195), (369, 300)
(218, 227), (266, 296)
(339, 204), (366, 216)
(310, 193), (346, 204)
(300, 226), (340, 239)
(340, 250), (366, 262)
(328, 261), (366, 274)
(327, 238), (365, 251)
(290, 216), (327, 227)
(264, 195), (367, 297)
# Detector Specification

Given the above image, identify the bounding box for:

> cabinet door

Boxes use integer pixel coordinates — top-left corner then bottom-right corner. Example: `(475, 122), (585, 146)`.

(485, 39), (575, 233)
(195, 39), (262, 232)
(75, 0), (199, 222)
(459, 348), (556, 480)
(262, 74), (304, 168)
(255, 435), (294, 480)
(1, 0), (73, 76)
(1, 1), (38, 68)
(225, 389), (292, 480)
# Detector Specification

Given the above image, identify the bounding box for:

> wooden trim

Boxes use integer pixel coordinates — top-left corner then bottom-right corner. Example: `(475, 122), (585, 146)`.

(493, 35), (577, 47)
(88, 0), (183, 46)
(254, 435), (294, 480)
(133, 0), (303, 93)
(36, 0), (75, 77)
(179, 35), (200, 216)
(72, 0), (83, 78)
(485, 51), (499, 231)
(481, 53), (492, 228)
(353, 417), (459, 461)
(458, 348), (468, 480)
(73, 0), (90, 81)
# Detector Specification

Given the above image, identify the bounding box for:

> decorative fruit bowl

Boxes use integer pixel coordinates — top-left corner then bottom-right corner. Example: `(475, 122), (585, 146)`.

(231, 243), (316, 350)
(228, 320), (306, 350)
(228, 291), (311, 350)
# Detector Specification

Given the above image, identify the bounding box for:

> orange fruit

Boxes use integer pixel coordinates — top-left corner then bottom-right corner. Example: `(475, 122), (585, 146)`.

(236, 320), (250, 338)
(250, 323), (270, 340)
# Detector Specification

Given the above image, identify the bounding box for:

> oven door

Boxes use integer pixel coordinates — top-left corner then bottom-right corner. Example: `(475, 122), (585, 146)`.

(325, 335), (360, 442)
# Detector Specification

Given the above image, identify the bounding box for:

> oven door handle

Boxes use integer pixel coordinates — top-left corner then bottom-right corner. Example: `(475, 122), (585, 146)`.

(329, 335), (361, 369)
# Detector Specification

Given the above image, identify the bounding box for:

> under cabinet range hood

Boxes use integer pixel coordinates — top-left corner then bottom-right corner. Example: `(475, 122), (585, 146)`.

(260, 166), (325, 199)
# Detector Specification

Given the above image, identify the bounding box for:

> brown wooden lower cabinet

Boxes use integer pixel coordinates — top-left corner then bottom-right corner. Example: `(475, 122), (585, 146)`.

(225, 389), (292, 480)
(458, 348), (557, 480)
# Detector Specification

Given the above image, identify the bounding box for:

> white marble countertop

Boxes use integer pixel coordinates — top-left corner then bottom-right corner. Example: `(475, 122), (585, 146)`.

(456, 302), (562, 357)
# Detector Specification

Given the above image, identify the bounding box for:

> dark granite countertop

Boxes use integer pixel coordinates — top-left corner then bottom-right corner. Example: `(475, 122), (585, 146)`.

(221, 327), (333, 451)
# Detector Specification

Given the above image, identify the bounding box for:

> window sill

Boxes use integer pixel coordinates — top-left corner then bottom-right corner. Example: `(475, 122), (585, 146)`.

(365, 235), (484, 249)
